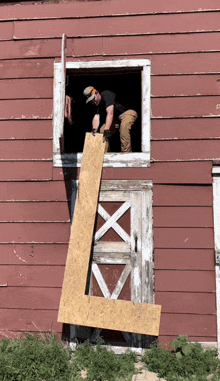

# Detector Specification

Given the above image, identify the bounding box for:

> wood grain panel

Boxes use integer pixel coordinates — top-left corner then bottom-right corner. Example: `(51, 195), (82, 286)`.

(0, 120), (52, 140)
(0, 287), (61, 309)
(0, 59), (53, 79)
(159, 336), (217, 347)
(159, 313), (217, 337)
(102, 33), (220, 57)
(0, 202), (69, 222)
(154, 228), (214, 249)
(0, 162), (52, 181)
(94, 202), (130, 242)
(52, 167), (79, 181)
(152, 96), (220, 118)
(151, 118), (220, 140)
(0, 223), (70, 243)
(0, 99), (52, 120)
(72, 37), (103, 57)
(0, 181), (68, 201)
(0, 243), (68, 265)
(0, 79), (53, 99)
(13, 13), (220, 40)
(152, 140), (220, 161)
(0, 22), (13, 40)
(92, 265), (131, 301)
(155, 292), (216, 314)
(152, 74), (220, 97)
(57, 163), (213, 185)
(0, 39), (74, 60)
(0, 309), (62, 332)
(152, 52), (220, 75)
(1, 0), (220, 21)
(154, 249), (215, 270)
(151, 162), (212, 184)
(153, 185), (213, 206)
(102, 162), (213, 185)
(155, 270), (215, 292)
(153, 207), (213, 227)
(0, 140), (52, 160)
(0, 265), (65, 287)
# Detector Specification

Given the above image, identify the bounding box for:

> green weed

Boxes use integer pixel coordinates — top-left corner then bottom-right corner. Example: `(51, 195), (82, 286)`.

(142, 335), (220, 381)
(0, 333), (78, 381)
(73, 338), (138, 381)
(0, 334), (137, 381)
(1, 332), (220, 381)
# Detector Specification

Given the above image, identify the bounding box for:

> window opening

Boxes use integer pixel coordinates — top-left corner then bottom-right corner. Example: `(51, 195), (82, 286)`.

(53, 59), (151, 167)
(64, 69), (142, 154)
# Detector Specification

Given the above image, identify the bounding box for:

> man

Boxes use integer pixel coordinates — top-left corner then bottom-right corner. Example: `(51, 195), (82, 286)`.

(83, 86), (137, 152)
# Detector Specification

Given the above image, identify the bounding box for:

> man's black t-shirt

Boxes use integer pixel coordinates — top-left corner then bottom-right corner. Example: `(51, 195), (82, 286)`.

(96, 90), (126, 126)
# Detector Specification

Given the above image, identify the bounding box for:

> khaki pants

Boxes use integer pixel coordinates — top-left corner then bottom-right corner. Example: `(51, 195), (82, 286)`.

(100, 110), (138, 152)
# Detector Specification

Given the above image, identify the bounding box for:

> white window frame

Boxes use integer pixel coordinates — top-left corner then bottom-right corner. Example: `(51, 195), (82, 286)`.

(53, 59), (151, 168)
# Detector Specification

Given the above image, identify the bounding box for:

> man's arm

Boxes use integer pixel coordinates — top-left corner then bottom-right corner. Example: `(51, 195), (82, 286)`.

(92, 114), (100, 131)
(104, 105), (114, 131)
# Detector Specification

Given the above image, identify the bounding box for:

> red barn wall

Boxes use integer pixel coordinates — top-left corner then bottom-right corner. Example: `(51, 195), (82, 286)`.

(0, 0), (218, 345)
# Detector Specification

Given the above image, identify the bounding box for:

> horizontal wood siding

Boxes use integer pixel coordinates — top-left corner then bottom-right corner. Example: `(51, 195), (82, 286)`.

(0, 0), (218, 345)
(154, 183), (216, 342)
(0, 244), (69, 265)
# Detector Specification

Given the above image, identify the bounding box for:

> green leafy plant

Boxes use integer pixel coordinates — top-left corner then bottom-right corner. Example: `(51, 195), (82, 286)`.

(0, 333), (138, 381)
(0, 333), (78, 381)
(141, 335), (220, 381)
(73, 338), (138, 381)
(2, 331), (220, 381)
(169, 334), (192, 358)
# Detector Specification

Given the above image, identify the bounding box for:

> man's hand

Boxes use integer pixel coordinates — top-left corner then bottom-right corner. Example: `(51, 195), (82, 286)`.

(91, 128), (97, 136)
(103, 129), (112, 142)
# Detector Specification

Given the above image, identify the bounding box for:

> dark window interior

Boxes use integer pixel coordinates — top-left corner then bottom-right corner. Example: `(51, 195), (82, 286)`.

(64, 68), (142, 153)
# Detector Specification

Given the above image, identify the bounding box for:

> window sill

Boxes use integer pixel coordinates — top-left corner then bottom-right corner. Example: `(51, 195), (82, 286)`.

(53, 152), (150, 168)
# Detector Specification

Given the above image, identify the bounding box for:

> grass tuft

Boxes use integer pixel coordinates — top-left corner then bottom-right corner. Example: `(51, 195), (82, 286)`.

(1, 332), (220, 380)
(73, 338), (138, 381)
(141, 335), (220, 381)
(0, 333), (78, 381)
(0, 334), (137, 381)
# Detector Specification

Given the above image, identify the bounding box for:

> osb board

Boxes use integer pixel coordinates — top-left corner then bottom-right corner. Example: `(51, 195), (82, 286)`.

(58, 133), (161, 336)
(58, 133), (106, 298)
(59, 295), (161, 336)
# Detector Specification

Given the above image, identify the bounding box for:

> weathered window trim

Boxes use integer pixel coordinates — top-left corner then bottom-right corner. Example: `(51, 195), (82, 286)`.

(53, 59), (151, 168)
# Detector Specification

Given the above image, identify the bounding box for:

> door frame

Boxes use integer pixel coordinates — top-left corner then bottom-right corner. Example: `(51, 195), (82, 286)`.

(70, 179), (154, 353)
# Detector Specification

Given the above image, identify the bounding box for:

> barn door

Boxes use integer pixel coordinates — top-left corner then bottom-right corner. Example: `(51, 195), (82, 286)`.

(70, 179), (154, 351)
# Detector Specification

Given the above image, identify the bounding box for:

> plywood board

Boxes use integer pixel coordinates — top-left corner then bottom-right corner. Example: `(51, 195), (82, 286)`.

(58, 133), (161, 336)
(59, 295), (161, 336)
(58, 133), (106, 298)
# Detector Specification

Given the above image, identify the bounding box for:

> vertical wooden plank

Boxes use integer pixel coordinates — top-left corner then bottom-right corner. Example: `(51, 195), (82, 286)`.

(212, 175), (220, 355)
(53, 34), (66, 159)
(60, 34), (66, 152)
(142, 184), (154, 305)
(142, 64), (151, 155)
(130, 191), (142, 349)
(130, 191), (142, 303)
(53, 62), (62, 157)
(58, 132), (105, 305)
